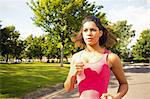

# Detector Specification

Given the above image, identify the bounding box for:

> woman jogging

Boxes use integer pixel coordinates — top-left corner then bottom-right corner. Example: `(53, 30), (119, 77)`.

(64, 16), (128, 99)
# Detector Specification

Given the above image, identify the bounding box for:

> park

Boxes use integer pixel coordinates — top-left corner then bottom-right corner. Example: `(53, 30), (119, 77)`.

(0, 0), (149, 99)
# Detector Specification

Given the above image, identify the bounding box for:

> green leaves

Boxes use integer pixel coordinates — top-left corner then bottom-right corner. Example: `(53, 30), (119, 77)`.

(0, 25), (24, 62)
(132, 29), (150, 60)
(24, 35), (45, 60)
(109, 20), (135, 59)
(28, 0), (106, 64)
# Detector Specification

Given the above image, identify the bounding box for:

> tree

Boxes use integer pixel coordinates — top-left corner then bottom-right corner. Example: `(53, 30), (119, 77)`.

(12, 39), (25, 61)
(132, 29), (150, 61)
(24, 35), (44, 61)
(28, 0), (106, 66)
(23, 35), (34, 60)
(0, 25), (22, 62)
(33, 36), (45, 60)
(42, 34), (61, 62)
(109, 20), (135, 60)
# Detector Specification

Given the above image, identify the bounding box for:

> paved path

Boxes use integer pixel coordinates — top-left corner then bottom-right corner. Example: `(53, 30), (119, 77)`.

(40, 64), (150, 99)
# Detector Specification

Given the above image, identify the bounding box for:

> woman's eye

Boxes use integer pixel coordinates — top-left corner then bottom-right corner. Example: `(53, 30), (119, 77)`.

(91, 29), (96, 31)
(83, 28), (96, 32)
(83, 29), (88, 32)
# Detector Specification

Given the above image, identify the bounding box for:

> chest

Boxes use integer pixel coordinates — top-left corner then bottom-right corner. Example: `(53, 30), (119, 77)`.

(80, 54), (106, 72)
(80, 53), (105, 64)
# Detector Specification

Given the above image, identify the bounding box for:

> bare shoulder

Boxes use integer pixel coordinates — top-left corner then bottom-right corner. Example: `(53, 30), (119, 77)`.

(69, 50), (84, 69)
(108, 53), (120, 61)
(107, 53), (122, 68)
(72, 50), (84, 62)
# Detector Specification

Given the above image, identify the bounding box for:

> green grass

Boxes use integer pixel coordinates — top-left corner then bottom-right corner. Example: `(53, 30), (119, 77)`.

(0, 63), (70, 98)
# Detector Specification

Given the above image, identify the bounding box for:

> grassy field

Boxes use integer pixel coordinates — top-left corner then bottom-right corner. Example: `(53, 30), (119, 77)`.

(0, 63), (70, 98)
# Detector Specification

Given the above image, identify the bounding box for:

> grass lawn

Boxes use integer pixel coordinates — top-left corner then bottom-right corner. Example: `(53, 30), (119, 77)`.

(0, 63), (70, 98)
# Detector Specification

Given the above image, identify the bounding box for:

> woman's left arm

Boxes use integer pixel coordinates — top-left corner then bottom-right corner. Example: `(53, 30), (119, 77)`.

(108, 53), (128, 99)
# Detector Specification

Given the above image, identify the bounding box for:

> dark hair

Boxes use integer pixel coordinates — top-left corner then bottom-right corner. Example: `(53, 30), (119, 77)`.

(72, 16), (117, 48)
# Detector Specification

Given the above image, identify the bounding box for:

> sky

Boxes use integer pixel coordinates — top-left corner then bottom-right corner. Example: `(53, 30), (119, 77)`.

(0, 0), (150, 47)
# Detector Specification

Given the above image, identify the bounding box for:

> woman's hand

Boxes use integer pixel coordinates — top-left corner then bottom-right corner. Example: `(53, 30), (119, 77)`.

(101, 93), (115, 99)
(75, 62), (84, 75)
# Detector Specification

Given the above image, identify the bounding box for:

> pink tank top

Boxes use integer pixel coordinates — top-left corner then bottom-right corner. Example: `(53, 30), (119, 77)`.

(77, 49), (110, 98)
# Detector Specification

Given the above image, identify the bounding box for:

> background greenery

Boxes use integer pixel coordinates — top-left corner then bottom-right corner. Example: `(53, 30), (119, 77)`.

(0, 63), (69, 98)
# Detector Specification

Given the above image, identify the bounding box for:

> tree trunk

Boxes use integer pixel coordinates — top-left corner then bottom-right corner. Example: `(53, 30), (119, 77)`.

(60, 43), (64, 67)
(47, 56), (50, 63)
(6, 54), (9, 63)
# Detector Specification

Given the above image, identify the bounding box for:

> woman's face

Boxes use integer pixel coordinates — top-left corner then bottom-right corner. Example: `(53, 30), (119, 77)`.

(82, 21), (102, 46)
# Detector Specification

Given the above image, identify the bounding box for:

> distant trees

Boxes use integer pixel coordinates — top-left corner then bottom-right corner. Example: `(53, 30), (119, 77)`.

(42, 34), (61, 62)
(24, 35), (44, 61)
(0, 25), (25, 62)
(109, 20), (135, 60)
(132, 29), (150, 62)
(1, 22), (148, 63)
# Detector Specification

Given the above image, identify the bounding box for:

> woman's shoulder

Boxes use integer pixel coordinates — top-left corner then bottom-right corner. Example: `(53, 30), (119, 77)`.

(107, 52), (121, 66)
(108, 52), (120, 60)
(72, 50), (84, 59)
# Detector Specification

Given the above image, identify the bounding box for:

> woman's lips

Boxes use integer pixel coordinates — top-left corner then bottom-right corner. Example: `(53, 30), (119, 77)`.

(86, 38), (93, 41)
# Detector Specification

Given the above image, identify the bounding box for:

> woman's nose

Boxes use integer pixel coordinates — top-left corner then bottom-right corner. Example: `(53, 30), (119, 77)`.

(87, 30), (92, 35)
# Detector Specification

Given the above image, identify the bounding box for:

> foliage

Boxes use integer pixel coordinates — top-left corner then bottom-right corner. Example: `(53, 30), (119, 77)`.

(109, 20), (135, 59)
(23, 35), (45, 60)
(42, 34), (61, 60)
(27, 0), (106, 66)
(132, 29), (150, 60)
(0, 25), (25, 62)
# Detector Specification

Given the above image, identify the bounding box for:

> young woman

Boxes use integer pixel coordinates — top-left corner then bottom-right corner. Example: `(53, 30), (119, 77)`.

(64, 16), (128, 99)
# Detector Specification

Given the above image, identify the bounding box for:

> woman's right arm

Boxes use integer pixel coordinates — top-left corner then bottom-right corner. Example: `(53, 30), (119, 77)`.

(64, 54), (77, 92)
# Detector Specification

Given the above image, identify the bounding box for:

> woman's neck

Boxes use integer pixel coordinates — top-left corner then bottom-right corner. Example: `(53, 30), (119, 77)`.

(85, 43), (105, 53)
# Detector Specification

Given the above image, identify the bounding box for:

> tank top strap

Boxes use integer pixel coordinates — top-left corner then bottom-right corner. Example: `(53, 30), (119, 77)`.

(103, 49), (111, 63)
(103, 49), (111, 54)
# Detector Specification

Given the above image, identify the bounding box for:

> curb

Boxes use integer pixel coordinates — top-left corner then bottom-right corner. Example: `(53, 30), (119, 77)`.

(21, 83), (64, 99)
(39, 88), (66, 99)
(39, 85), (78, 99)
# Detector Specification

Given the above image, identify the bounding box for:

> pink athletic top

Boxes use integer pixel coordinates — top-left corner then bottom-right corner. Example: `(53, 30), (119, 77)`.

(77, 49), (110, 98)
